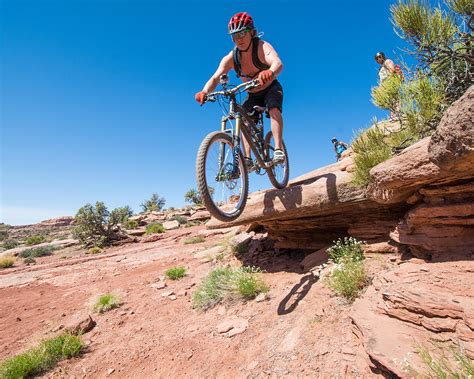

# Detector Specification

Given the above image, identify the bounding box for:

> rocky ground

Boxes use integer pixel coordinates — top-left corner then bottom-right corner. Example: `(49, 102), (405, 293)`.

(0, 217), (403, 378)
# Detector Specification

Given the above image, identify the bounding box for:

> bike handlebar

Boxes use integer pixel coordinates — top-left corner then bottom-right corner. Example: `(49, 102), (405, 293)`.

(204, 79), (260, 103)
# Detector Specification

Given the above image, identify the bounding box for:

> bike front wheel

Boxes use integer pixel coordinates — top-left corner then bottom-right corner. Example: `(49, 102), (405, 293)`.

(196, 131), (249, 222)
(264, 131), (289, 189)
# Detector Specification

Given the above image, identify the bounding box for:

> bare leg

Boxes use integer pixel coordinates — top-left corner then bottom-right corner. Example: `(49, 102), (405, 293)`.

(269, 108), (283, 150)
(241, 135), (251, 158)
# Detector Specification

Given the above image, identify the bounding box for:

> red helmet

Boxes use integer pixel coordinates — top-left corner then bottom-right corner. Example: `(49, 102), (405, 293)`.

(228, 12), (254, 34)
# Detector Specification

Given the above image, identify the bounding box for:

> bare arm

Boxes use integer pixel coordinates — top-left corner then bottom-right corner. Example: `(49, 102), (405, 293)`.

(201, 51), (234, 93)
(262, 42), (283, 76)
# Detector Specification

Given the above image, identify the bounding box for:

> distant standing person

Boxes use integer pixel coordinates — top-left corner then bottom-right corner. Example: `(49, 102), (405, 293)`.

(375, 51), (395, 84)
(332, 137), (348, 161)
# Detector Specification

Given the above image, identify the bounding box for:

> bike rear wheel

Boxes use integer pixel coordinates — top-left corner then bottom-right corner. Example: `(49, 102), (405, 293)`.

(196, 131), (249, 222)
(264, 131), (289, 189)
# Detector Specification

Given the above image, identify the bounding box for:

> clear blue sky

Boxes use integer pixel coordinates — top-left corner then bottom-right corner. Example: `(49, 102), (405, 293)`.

(2, 0), (407, 225)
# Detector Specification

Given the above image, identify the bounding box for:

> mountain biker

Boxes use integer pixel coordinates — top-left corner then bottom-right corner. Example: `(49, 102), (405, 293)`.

(331, 137), (348, 161)
(194, 12), (285, 169)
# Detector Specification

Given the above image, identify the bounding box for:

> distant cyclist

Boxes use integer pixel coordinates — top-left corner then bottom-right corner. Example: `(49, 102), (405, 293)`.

(195, 12), (285, 168)
(332, 137), (348, 161)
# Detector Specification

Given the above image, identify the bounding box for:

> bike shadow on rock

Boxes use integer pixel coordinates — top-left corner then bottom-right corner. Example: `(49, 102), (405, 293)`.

(277, 273), (319, 315)
(262, 173), (339, 216)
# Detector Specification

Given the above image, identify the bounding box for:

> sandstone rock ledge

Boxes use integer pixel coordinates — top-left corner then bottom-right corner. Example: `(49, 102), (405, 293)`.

(351, 260), (474, 376)
(207, 86), (474, 377)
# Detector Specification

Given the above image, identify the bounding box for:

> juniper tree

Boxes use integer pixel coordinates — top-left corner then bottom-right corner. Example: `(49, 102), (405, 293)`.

(184, 187), (214, 206)
(391, 0), (473, 101)
(140, 193), (166, 212)
(73, 202), (131, 247)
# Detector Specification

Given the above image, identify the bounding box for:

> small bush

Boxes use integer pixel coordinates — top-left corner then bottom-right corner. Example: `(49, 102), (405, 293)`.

(19, 246), (56, 259)
(145, 223), (165, 235)
(0, 332), (83, 378)
(87, 247), (103, 255)
(126, 219), (139, 229)
(183, 236), (205, 245)
(328, 258), (368, 302)
(412, 343), (474, 378)
(24, 257), (36, 265)
(93, 294), (120, 313)
(327, 237), (365, 264)
(235, 267), (269, 298)
(3, 239), (19, 250)
(0, 256), (14, 269)
(165, 266), (187, 280)
(192, 266), (269, 310)
(25, 235), (46, 246)
(350, 126), (392, 187)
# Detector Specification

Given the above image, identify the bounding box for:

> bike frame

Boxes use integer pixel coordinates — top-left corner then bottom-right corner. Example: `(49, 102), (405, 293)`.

(219, 97), (272, 177)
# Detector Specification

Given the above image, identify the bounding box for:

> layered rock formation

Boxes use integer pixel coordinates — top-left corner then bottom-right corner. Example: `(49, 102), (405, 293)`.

(209, 86), (474, 259)
(207, 85), (474, 376)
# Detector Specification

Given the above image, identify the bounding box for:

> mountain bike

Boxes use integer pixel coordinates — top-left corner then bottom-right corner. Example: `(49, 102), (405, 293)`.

(196, 75), (289, 222)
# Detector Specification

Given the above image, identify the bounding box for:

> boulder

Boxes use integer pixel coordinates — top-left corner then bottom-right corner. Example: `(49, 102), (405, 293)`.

(428, 85), (474, 172)
(64, 314), (96, 335)
(351, 260), (474, 376)
(126, 227), (146, 236)
(188, 210), (211, 222)
(162, 220), (180, 230)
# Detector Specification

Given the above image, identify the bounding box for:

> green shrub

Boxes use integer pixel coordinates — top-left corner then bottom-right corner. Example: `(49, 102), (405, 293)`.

(0, 332), (83, 379)
(73, 202), (132, 247)
(351, 125), (392, 187)
(2, 239), (19, 250)
(192, 266), (269, 310)
(126, 219), (139, 229)
(145, 223), (165, 235)
(0, 256), (14, 269)
(19, 246), (56, 259)
(87, 247), (103, 255)
(93, 294), (121, 313)
(326, 237), (368, 302)
(235, 267), (269, 298)
(165, 266), (187, 280)
(412, 343), (474, 378)
(372, 74), (403, 115)
(141, 193), (166, 212)
(183, 236), (205, 244)
(391, 0), (472, 101)
(25, 235), (46, 246)
(328, 258), (368, 302)
(327, 237), (365, 264)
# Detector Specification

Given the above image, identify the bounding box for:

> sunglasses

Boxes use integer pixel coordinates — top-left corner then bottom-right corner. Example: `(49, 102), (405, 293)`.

(231, 29), (250, 40)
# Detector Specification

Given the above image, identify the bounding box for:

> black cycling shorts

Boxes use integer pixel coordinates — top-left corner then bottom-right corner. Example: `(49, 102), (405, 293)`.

(242, 80), (283, 120)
